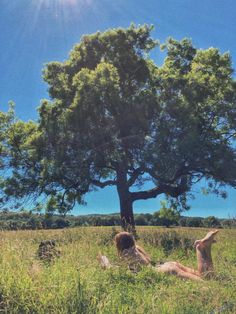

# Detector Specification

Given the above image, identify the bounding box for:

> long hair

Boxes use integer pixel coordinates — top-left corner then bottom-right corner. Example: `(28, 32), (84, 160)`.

(115, 232), (151, 265)
(115, 232), (135, 255)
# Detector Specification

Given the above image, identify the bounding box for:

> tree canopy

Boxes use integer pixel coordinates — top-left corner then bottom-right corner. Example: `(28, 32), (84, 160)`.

(1, 25), (236, 227)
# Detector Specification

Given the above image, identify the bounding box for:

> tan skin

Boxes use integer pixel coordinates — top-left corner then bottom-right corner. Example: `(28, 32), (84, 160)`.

(98, 230), (219, 281)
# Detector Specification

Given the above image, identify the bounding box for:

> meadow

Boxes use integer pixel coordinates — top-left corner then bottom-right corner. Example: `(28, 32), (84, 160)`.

(0, 227), (235, 314)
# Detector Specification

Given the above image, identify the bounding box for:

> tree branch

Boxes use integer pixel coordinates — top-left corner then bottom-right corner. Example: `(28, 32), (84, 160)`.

(131, 186), (164, 201)
(91, 179), (117, 188)
(131, 176), (189, 201)
(127, 166), (144, 187)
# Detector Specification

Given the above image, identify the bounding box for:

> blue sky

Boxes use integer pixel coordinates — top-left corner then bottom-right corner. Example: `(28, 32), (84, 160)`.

(0, 0), (236, 217)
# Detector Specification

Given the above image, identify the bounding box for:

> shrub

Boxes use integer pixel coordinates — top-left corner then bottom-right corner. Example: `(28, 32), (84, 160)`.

(203, 216), (222, 228)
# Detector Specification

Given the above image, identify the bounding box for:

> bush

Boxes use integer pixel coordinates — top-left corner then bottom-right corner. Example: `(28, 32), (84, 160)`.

(203, 216), (222, 228)
(53, 218), (70, 229)
(185, 217), (203, 227)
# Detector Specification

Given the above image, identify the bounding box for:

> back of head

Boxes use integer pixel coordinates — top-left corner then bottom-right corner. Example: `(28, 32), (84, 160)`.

(115, 232), (135, 255)
(115, 232), (151, 267)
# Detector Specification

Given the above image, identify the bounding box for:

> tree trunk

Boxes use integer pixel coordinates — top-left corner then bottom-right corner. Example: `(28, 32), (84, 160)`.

(119, 191), (135, 229)
(116, 168), (135, 229)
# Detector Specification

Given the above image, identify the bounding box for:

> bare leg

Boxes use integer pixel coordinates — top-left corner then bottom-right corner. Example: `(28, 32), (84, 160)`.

(171, 262), (199, 276)
(194, 230), (218, 277)
(155, 230), (219, 281)
(98, 230), (219, 281)
(155, 262), (203, 281)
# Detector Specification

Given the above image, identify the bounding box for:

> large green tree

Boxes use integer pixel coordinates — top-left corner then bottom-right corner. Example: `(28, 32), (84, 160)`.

(1, 25), (236, 227)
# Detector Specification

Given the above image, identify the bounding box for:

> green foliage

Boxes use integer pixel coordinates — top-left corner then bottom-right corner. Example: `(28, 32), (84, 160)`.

(153, 201), (180, 227)
(0, 211), (235, 231)
(159, 201), (180, 220)
(203, 216), (221, 228)
(221, 219), (236, 228)
(179, 217), (203, 227)
(1, 25), (236, 222)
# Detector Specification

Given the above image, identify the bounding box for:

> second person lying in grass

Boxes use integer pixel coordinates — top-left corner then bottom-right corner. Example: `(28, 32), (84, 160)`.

(98, 230), (219, 281)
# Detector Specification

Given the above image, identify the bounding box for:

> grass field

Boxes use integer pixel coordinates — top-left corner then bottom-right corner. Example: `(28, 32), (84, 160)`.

(0, 227), (235, 313)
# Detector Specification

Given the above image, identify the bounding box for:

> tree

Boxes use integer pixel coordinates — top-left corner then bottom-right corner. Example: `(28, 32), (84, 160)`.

(185, 217), (203, 228)
(158, 200), (180, 227)
(0, 104), (16, 207)
(1, 25), (236, 228)
(135, 214), (148, 226)
(221, 218), (236, 228)
(203, 216), (221, 228)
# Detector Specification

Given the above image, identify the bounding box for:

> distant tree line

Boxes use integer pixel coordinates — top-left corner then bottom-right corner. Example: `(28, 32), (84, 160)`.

(0, 211), (235, 230)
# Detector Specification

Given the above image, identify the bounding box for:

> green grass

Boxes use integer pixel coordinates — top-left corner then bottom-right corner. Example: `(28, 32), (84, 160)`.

(0, 227), (235, 313)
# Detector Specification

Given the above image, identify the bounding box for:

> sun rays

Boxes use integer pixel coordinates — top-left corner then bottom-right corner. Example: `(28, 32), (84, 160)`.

(28, 0), (94, 51)
(35, 0), (87, 9)
(32, 0), (93, 22)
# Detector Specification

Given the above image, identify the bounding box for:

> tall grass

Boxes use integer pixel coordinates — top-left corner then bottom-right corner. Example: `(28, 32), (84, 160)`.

(0, 227), (235, 313)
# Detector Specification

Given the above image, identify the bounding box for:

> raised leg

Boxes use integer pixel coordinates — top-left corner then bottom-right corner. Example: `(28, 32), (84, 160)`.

(155, 230), (219, 281)
(194, 230), (219, 277)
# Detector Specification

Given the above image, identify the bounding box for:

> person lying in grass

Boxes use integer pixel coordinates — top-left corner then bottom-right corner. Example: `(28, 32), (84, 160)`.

(98, 230), (219, 281)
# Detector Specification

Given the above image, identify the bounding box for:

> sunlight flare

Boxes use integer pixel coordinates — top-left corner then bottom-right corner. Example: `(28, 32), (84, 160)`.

(32, 0), (93, 18)
(36, 0), (83, 7)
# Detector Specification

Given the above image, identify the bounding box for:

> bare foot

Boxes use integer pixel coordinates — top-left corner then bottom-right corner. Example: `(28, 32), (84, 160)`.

(194, 230), (219, 276)
(194, 230), (219, 249)
(97, 253), (112, 269)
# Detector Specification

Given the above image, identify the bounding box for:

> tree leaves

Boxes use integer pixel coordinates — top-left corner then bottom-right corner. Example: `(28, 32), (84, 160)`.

(1, 25), (236, 217)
